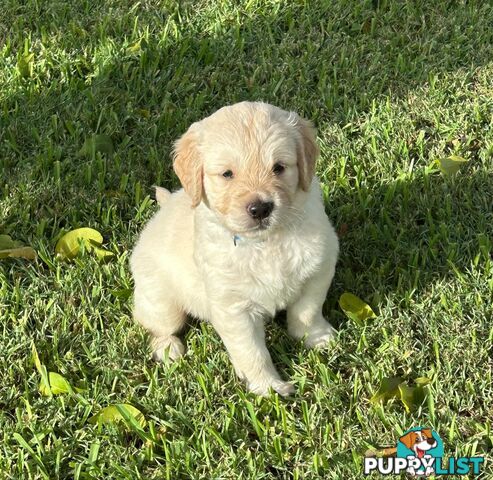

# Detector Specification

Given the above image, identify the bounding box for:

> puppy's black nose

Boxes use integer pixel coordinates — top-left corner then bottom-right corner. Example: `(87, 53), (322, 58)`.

(246, 200), (274, 220)
(427, 438), (436, 445)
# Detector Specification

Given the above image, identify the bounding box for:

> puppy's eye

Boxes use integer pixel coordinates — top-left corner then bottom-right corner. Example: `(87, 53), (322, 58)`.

(222, 170), (234, 179)
(272, 163), (285, 175)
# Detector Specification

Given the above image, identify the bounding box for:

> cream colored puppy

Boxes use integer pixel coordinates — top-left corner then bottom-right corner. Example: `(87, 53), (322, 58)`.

(130, 101), (339, 396)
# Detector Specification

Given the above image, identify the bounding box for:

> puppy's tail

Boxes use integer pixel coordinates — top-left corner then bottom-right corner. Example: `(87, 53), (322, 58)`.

(152, 186), (171, 207)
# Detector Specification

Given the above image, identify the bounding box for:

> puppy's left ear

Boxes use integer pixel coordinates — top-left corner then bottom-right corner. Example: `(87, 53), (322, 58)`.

(173, 124), (203, 207)
(294, 115), (319, 191)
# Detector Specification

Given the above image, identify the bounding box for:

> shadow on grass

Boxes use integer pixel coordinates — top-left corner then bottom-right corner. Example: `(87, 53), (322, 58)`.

(269, 167), (492, 377)
(1, 0), (491, 244)
(2, 1), (493, 174)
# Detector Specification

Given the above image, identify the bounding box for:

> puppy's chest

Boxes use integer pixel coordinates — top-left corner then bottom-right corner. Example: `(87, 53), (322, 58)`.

(229, 236), (321, 310)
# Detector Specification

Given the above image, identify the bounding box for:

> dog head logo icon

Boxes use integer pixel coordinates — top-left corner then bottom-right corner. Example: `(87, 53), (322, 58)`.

(397, 427), (443, 476)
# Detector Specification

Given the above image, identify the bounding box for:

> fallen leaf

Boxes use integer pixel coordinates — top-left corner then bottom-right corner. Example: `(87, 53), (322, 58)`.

(31, 342), (52, 397)
(136, 108), (150, 118)
(370, 376), (403, 405)
(17, 52), (35, 78)
(0, 246), (37, 260)
(414, 376), (432, 387)
(31, 342), (43, 374)
(365, 447), (397, 458)
(398, 383), (427, 413)
(55, 227), (107, 260)
(126, 39), (145, 54)
(437, 155), (468, 175)
(371, 376), (429, 412)
(110, 288), (132, 300)
(336, 223), (349, 238)
(39, 372), (73, 396)
(78, 134), (114, 157)
(0, 234), (18, 249)
(89, 404), (147, 429)
(361, 18), (372, 34)
(92, 246), (115, 260)
(0, 235), (36, 260)
(339, 292), (376, 325)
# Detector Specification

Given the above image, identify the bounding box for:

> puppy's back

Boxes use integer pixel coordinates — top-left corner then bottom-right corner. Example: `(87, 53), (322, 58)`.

(130, 189), (195, 279)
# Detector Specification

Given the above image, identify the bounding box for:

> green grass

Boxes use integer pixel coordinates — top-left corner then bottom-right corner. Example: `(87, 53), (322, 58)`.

(1, 0), (493, 478)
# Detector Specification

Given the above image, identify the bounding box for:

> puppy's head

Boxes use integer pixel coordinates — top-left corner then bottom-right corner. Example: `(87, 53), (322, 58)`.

(173, 102), (318, 236)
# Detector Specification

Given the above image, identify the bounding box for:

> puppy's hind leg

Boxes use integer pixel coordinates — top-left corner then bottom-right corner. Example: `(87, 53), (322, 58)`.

(133, 288), (186, 362)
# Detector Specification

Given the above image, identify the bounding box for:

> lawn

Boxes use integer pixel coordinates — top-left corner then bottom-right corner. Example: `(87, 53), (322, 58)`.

(1, 0), (492, 478)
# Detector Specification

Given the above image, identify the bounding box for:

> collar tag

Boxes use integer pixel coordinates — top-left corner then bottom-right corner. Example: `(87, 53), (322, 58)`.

(233, 234), (266, 246)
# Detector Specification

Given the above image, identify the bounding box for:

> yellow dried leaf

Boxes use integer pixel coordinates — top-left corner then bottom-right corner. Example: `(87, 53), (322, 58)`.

(39, 372), (73, 396)
(437, 155), (468, 175)
(0, 246), (37, 260)
(55, 228), (103, 260)
(89, 404), (147, 429)
(339, 292), (376, 325)
(370, 376), (403, 405)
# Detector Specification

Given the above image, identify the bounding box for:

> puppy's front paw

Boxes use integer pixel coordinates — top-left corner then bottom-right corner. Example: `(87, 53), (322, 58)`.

(248, 378), (295, 397)
(271, 379), (295, 397)
(305, 322), (337, 349)
(151, 335), (185, 362)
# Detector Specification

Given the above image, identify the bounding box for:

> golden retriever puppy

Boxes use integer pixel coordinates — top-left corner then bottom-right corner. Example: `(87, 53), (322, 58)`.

(130, 101), (339, 396)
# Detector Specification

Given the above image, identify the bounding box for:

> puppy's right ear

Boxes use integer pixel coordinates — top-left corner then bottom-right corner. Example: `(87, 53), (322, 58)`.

(173, 126), (203, 207)
(294, 115), (319, 191)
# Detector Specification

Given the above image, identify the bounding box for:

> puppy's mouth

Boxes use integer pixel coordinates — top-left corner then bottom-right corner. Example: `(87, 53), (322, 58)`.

(235, 221), (270, 237)
(221, 201), (282, 237)
(256, 219), (271, 230)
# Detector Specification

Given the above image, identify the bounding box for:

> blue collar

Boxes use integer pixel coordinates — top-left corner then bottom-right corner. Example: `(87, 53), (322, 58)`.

(233, 234), (266, 246)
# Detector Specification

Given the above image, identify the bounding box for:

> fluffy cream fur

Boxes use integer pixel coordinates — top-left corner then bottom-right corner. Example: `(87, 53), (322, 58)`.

(130, 102), (339, 396)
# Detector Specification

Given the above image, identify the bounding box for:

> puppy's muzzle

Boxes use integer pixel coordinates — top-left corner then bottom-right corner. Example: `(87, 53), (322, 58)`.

(246, 200), (274, 220)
